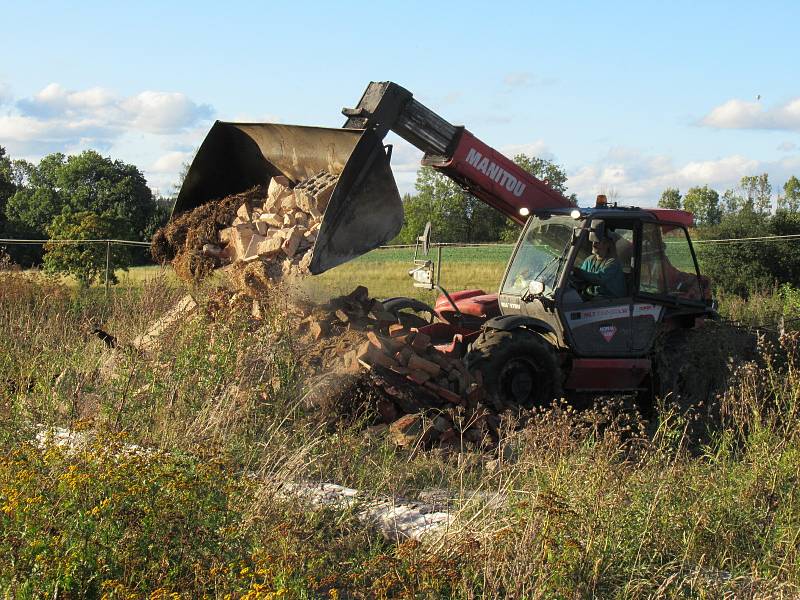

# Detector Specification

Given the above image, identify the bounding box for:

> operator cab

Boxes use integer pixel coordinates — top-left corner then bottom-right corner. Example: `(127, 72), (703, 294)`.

(498, 202), (710, 358)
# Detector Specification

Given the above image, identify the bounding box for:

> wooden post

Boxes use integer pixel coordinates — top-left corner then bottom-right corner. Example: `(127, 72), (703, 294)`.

(105, 240), (111, 297)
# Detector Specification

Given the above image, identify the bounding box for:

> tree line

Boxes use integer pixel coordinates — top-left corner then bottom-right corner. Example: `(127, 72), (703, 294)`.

(396, 157), (800, 296)
(393, 154), (576, 245)
(3, 141), (800, 296)
(656, 175), (800, 296)
(657, 175), (800, 225)
(0, 145), (170, 285)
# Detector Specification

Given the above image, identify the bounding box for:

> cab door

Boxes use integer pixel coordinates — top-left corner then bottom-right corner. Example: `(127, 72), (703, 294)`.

(561, 223), (635, 356)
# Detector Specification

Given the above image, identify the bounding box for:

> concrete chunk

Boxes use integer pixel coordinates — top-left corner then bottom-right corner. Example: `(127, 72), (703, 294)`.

(267, 176), (292, 209)
(281, 227), (303, 258)
(259, 213), (283, 228)
(231, 223), (256, 258)
(132, 295), (197, 353)
(243, 233), (267, 261)
(280, 193), (297, 212)
(256, 236), (283, 257)
(236, 202), (253, 222)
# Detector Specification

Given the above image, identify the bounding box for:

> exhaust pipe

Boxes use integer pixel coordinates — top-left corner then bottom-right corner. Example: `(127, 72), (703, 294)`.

(172, 121), (403, 274)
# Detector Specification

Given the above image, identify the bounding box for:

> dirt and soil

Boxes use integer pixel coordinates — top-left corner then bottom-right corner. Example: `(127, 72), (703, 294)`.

(151, 187), (263, 282)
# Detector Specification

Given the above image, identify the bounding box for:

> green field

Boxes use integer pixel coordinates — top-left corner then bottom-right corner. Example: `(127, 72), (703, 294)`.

(115, 245), (515, 303)
(1, 265), (800, 597)
(304, 245), (514, 303)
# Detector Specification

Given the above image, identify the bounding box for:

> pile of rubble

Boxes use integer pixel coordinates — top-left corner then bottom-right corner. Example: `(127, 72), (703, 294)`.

(265, 285), (513, 451)
(196, 283), (510, 451)
(152, 171), (337, 284)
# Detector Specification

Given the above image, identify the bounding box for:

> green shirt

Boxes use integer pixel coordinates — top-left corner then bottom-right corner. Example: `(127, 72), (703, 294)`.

(577, 255), (626, 298)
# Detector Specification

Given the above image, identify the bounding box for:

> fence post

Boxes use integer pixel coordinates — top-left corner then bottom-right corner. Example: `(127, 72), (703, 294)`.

(105, 240), (111, 297)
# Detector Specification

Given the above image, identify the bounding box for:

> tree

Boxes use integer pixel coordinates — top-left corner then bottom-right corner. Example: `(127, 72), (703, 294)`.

(0, 146), (15, 216)
(739, 173), (772, 214)
(683, 185), (721, 226)
(778, 175), (800, 213)
(57, 151), (155, 239)
(395, 154), (574, 244)
(5, 151), (156, 241)
(43, 210), (130, 287)
(397, 168), (507, 244)
(698, 209), (800, 296)
(511, 155), (574, 200)
(721, 188), (745, 215)
(658, 188), (682, 210)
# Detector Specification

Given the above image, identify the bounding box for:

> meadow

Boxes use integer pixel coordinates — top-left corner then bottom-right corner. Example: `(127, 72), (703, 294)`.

(1, 249), (800, 597)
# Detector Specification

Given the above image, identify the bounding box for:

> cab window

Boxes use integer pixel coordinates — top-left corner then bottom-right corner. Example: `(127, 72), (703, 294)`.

(640, 223), (702, 300)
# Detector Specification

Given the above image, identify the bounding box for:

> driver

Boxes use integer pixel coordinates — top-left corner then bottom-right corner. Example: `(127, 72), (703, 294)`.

(572, 221), (626, 299)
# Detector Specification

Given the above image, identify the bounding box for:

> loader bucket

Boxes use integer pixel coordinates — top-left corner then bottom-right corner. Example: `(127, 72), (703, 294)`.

(172, 121), (403, 274)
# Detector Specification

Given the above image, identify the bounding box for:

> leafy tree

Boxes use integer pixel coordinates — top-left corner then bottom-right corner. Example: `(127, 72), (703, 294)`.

(778, 175), (800, 213)
(43, 210), (130, 287)
(721, 188), (745, 215)
(511, 154), (574, 200)
(683, 185), (721, 226)
(397, 169), (507, 244)
(0, 146), (15, 216)
(658, 188), (682, 210)
(739, 173), (772, 214)
(4, 186), (63, 236)
(698, 208), (800, 296)
(5, 151), (155, 240)
(395, 155), (573, 244)
(57, 151), (154, 239)
(697, 211), (770, 296)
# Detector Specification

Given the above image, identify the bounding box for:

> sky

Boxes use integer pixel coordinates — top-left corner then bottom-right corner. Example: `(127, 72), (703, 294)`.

(1, 0), (799, 206)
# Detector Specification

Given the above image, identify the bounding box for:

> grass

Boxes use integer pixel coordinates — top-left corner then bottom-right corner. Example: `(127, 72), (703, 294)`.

(2, 257), (800, 597)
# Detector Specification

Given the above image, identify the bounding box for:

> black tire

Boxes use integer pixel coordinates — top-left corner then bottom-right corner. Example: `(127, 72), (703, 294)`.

(466, 329), (562, 409)
(382, 297), (435, 329)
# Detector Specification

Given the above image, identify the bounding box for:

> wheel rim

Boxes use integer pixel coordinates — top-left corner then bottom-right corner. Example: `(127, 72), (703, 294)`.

(498, 357), (545, 406)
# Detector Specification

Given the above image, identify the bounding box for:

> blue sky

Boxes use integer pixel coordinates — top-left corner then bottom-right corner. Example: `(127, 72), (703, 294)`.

(1, 0), (799, 205)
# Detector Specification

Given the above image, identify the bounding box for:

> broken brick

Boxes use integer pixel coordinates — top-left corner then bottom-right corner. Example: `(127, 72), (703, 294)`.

(411, 332), (431, 352)
(407, 354), (441, 377)
(281, 228), (303, 258)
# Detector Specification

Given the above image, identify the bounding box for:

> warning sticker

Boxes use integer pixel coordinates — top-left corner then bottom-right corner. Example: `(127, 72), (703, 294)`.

(599, 324), (618, 342)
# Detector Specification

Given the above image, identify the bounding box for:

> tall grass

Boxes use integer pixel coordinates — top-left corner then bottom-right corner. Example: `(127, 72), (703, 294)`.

(1, 268), (800, 597)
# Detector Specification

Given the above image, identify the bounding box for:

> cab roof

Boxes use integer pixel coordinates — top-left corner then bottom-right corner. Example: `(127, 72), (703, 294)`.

(536, 206), (694, 228)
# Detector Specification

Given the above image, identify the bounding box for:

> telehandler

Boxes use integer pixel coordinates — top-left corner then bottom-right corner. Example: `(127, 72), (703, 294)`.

(172, 82), (714, 407)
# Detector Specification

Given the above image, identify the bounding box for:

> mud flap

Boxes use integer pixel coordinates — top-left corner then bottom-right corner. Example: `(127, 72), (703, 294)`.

(172, 121), (404, 274)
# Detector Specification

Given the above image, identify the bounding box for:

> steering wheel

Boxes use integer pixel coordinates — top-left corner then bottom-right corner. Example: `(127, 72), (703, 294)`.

(567, 271), (593, 301)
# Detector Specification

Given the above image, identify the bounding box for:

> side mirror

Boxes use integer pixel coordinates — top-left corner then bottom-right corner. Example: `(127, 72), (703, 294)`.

(409, 261), (434, 289)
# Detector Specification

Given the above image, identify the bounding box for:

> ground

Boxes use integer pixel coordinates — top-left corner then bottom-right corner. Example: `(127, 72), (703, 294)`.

(2, 251), (800, 598)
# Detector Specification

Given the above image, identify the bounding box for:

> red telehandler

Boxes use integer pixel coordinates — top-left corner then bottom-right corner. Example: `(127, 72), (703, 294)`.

(172, 81), (715, 407)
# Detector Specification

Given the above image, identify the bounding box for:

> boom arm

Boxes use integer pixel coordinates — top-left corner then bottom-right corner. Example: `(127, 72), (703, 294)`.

(343, 82), (574, 222)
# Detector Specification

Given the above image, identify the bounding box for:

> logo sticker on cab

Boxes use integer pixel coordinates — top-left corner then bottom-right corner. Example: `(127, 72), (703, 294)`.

(599, 324), (617, 342)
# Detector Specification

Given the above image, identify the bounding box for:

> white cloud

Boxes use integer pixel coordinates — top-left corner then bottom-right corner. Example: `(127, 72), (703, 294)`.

(150, 150), (191, 173)
(701, 97), (800, 131)
(567, 147), (800, 206)
(122, 91), (213, 134)
(1, 82), (214, 155)
(778, 141), (797, 152)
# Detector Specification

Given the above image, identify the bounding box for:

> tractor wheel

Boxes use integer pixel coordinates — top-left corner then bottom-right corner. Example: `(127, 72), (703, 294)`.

(466, 329), (562, 409)
(382, 297), (435, 330)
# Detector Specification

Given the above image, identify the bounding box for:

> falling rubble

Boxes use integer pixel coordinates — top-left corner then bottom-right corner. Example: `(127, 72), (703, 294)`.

(234, 284), (524, 452)
(152, 171), (337, 284)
